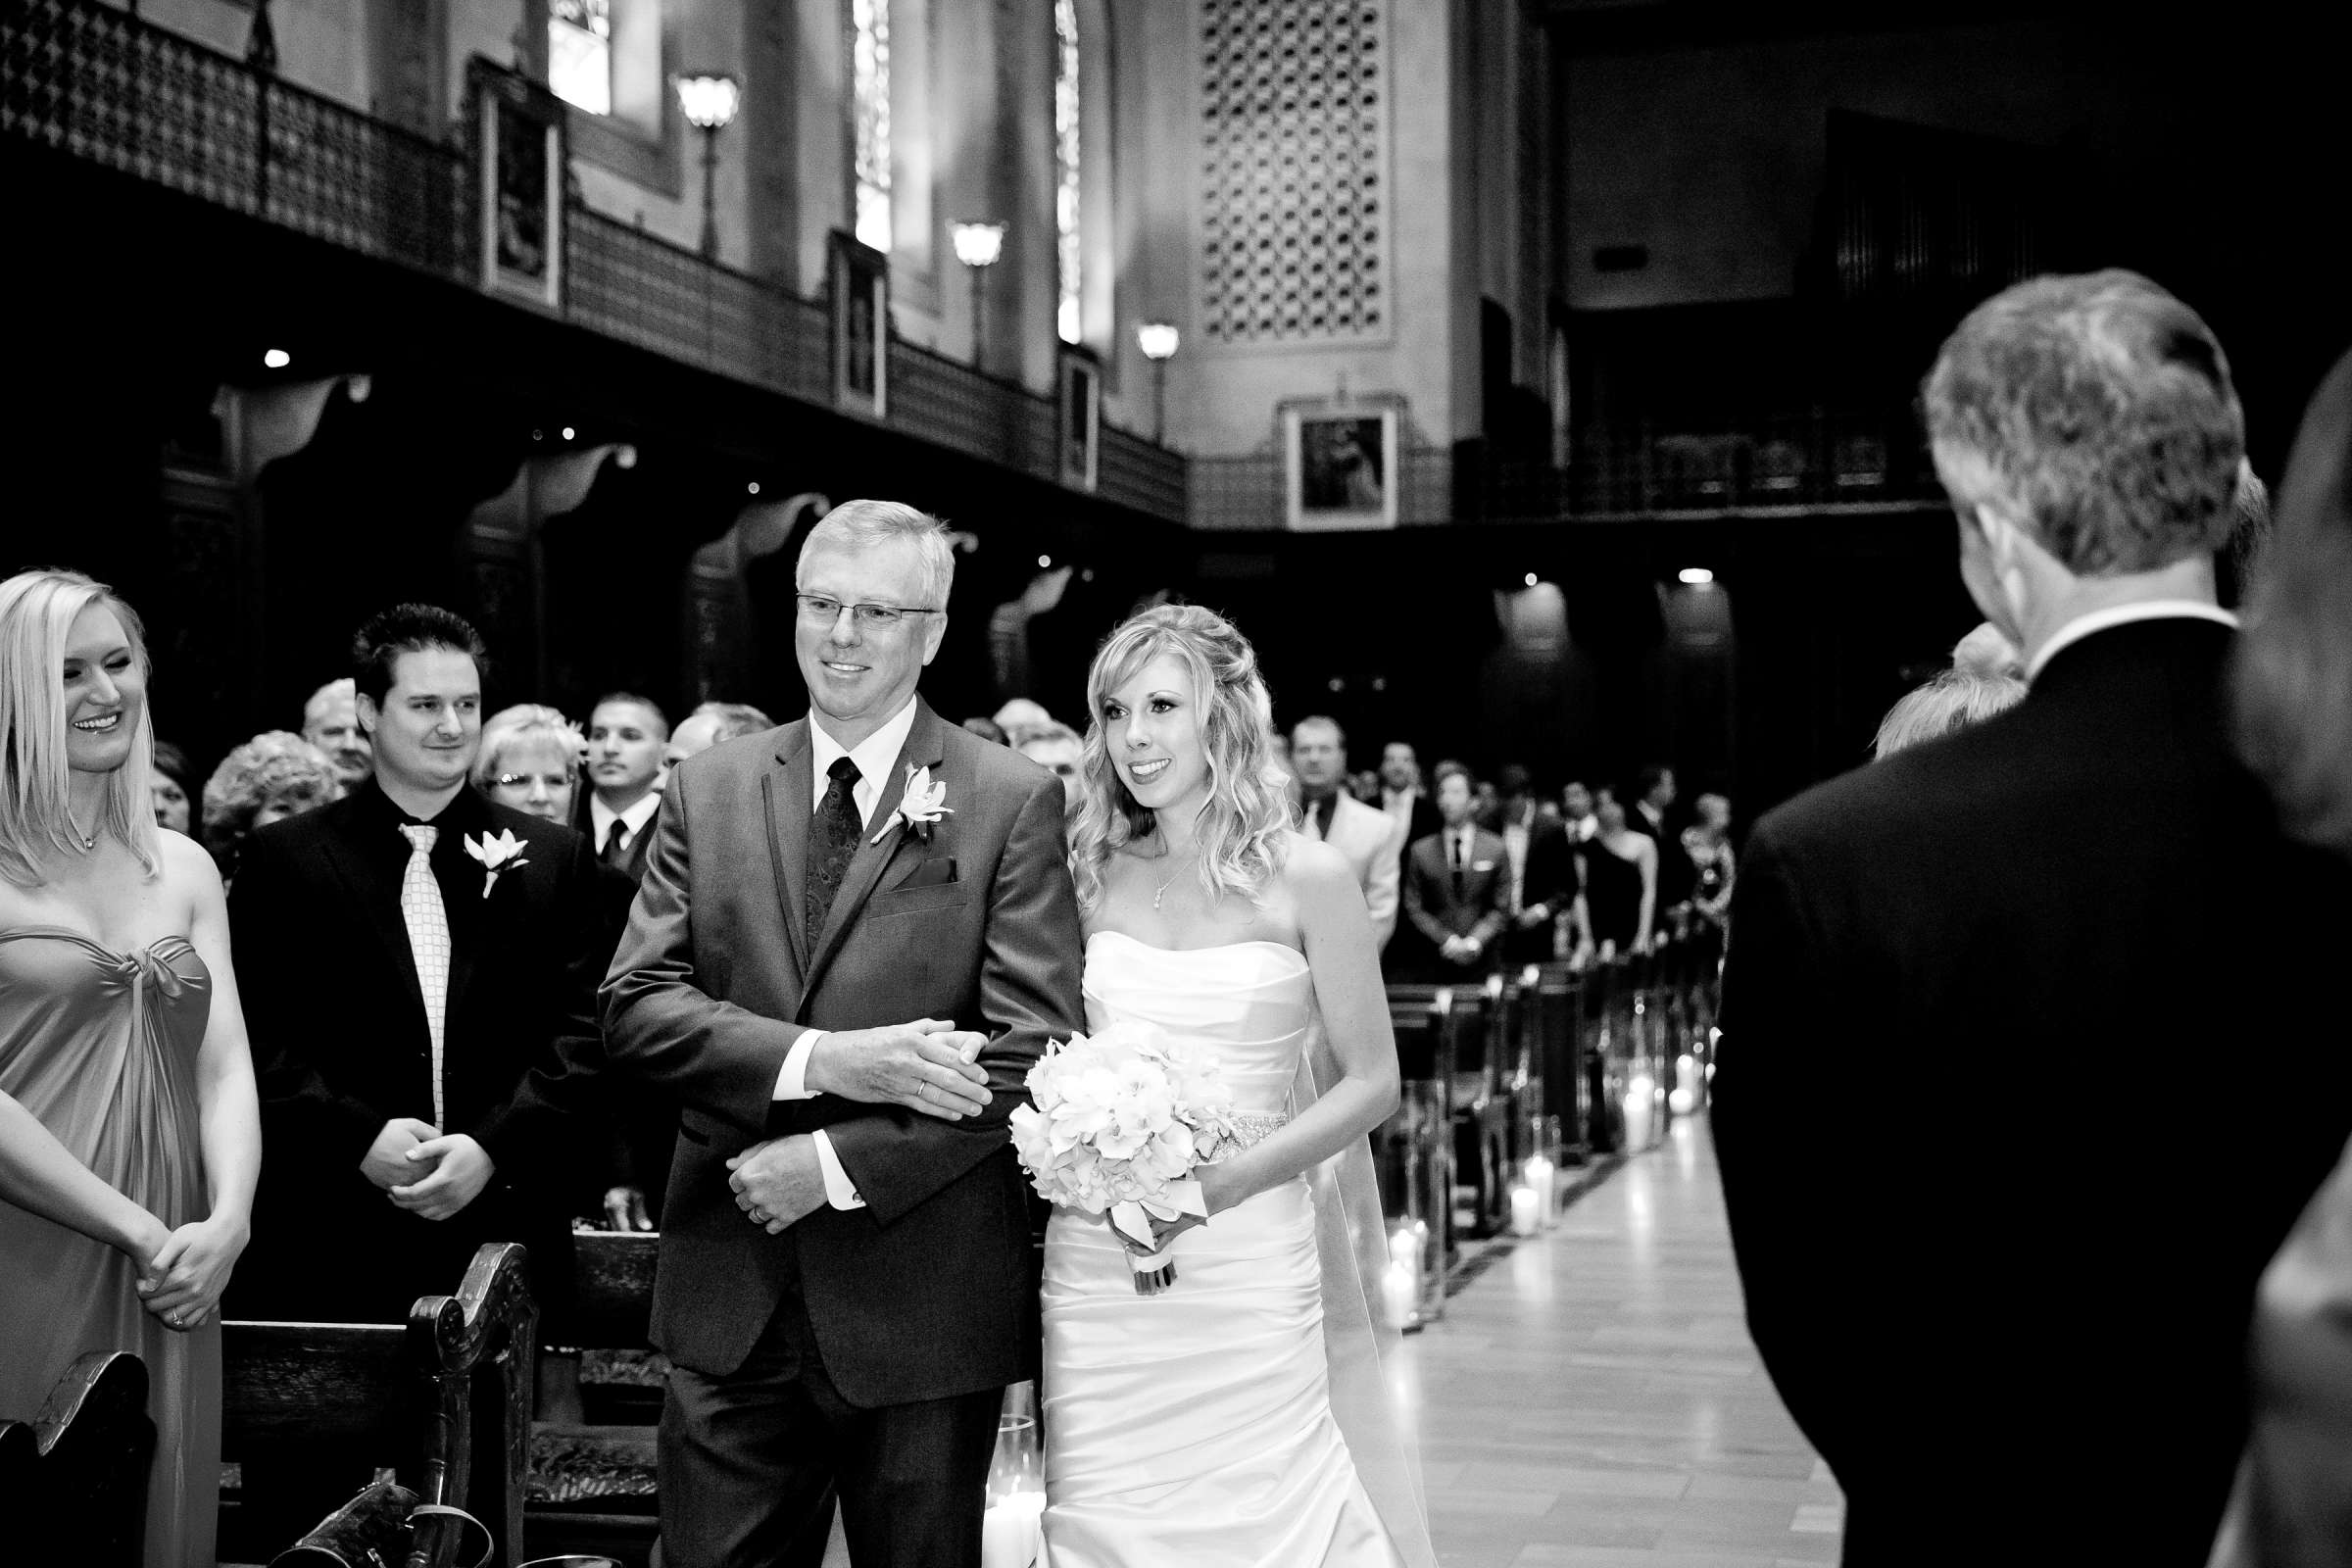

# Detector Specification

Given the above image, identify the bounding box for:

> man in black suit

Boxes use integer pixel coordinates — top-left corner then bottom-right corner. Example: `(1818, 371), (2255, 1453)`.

(230, 604), (606, 1323)
(1493, 763), (1584, 968)
(1714, 272), (2352, 1565)
(586, 691), (667, 883)
(1625, 763), (1695, 925)
(603, 501), (1083, 1567)
(1398, 762), (1510, 983)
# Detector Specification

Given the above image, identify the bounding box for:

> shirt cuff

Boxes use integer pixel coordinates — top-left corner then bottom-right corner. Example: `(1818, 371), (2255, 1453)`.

(811, 1130), (866, 1210)
(773, 1031), (825, 1100)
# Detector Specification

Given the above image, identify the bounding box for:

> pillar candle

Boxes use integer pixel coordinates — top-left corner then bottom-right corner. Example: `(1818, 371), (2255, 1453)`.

(1382, 1260), (1417, 1331)
(981, 1490), (1046, 1568)
(1509, 1184), (1541, 1237)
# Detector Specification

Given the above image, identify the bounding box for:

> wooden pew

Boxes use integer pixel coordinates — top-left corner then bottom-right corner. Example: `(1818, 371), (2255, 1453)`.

(525, 1228), (662, 1567)
(0, 1350), (152, 1568)
(220, 1241), (536, 1568)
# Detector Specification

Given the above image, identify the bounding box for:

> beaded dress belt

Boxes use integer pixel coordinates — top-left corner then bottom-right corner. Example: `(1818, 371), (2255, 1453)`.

(1212, 1110), (1291, 1157)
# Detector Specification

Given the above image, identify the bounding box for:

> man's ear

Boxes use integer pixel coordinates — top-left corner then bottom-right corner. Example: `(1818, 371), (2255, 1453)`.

(1973, 500), (2029, 578)
(921, 612), (950, 666)
(355, 691), (379, 737)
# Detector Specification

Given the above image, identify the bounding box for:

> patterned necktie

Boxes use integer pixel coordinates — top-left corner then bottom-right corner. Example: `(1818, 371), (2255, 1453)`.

(805, 757), (863, 941)
(398, 824), (451, 1128)
(602, 815), (631, 867)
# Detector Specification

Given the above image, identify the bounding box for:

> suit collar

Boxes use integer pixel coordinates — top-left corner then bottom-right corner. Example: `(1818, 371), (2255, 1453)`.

(2027, 601), (2236, 684)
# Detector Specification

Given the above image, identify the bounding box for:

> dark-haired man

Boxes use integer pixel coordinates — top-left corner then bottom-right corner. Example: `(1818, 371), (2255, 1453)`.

(230, 604), (606, 1324)
(587, 692), (668, 882)
(1398, 762), (1508, 983)
(1714, 272), (2352, 1565)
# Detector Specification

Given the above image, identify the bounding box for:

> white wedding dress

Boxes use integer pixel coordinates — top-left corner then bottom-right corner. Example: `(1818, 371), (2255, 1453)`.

(1040, 930), (1437, 1568)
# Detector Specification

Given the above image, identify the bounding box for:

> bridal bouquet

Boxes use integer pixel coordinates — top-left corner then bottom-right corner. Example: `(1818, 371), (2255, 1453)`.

(1008, 1020), (1236, 1295)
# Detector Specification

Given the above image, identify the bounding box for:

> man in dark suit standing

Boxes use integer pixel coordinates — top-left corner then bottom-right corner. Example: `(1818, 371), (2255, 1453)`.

(603, 501), (1083, 1568)
(230, 603), (607, 1324)
(1714, 272), (2352, 1565)
(1398, 762), (1510, 983)
(586, 691), (667, 883)
(1493, 764), (1583, 968)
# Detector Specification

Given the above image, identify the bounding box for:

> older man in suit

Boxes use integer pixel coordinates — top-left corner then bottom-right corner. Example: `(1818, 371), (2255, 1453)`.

(1291, 714), (1400, 951)
(1398, 762), (1509, 983)
(1714, 272), (2352, 1566)
(603, 500), (1083, 1568)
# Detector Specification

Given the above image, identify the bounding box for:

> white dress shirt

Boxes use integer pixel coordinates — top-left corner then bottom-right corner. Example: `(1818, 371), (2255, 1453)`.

(774, 696), (924, 1211)
(2026, 601), (2238, 683)
(588, 789), (662, 859)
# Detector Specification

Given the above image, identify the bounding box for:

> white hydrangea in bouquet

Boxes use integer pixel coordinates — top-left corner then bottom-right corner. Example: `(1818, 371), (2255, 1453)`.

(1008, 1019), (1237, 1294)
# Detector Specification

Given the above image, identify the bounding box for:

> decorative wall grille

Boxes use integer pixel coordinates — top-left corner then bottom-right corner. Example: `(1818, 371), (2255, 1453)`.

(1199, 0), (1391, 345)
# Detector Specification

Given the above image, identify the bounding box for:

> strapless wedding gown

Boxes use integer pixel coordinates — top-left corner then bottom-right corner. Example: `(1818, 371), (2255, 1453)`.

(1040, 931), (1410, 1568)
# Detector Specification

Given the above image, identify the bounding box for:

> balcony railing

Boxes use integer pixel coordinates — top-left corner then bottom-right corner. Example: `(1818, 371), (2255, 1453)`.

(3, 0), (1185, 521)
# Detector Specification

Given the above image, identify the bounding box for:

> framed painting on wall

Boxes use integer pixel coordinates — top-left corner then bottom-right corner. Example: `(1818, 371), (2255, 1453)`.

(1058, 346), (1102, 491)
(470, 59), (566, 311)
(1284, 405), (1398, 530)
(831, 231), (890, 419)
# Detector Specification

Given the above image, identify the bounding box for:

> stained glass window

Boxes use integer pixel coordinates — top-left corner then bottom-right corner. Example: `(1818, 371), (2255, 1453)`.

(851, 0), (892, 253)
(1054, 0), (1082, 344)
(548, 0), (612, 117)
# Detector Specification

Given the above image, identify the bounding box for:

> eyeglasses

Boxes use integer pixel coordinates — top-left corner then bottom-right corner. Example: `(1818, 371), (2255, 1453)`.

(492, 773), (568, 789)
(795, 593), (942, 629)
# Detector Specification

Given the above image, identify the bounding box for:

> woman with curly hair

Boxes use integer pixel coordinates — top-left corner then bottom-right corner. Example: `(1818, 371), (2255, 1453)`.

(1041, 602), (1435, 1567)
(200, 731), (337, 885)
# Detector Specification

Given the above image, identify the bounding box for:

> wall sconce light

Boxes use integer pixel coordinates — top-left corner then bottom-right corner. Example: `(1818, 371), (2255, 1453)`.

(952, 221), (1007, 369)
(674, 73), (742, 261)
(1136, 321), (1180, 446)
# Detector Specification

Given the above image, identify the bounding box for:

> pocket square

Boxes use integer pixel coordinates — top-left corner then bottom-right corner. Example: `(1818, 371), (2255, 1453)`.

(1472, 859), (1497, 872)
(895, 857), (958, 890)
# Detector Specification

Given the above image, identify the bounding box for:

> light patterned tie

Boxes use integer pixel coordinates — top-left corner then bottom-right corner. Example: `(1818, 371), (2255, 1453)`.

(398, 824), (452, 1129)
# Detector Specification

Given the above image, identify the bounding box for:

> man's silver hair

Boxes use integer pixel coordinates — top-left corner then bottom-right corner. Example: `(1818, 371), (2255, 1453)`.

(797, 499), (955, 611)
(303, 676), (356, 724)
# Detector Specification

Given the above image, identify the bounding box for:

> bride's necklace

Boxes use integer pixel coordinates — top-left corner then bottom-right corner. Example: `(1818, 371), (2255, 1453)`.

(1150, 842), (1200, 910)
(65, 807), (98, 852)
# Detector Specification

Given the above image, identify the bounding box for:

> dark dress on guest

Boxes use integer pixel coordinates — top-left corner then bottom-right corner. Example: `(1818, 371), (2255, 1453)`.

(1583, 839), (1645, 949)
(0, 929), (219, 1567)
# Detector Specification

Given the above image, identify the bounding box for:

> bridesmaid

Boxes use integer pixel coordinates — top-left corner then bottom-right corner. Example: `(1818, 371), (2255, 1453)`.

(0, 568), (261, 1565)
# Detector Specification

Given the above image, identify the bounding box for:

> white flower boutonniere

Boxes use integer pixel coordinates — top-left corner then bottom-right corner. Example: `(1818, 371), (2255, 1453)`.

(871, 763), (954, 846)
(464, 829), (531, 897)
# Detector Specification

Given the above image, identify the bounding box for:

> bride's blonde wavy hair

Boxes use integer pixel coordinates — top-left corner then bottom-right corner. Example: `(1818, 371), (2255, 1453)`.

(1069, 603), (1294, 912)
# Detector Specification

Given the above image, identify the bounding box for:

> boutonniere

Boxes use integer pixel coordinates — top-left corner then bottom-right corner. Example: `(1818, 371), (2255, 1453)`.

(871, 763), (954, 846)
(464, 829), (531, 897)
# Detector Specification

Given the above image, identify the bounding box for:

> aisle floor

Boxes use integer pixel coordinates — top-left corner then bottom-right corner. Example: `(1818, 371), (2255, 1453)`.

(1395, 1116), (1844, 1568)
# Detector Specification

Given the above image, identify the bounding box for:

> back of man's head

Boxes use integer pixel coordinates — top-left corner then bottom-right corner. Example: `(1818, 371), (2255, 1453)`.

(1923, 270), (2244, 576)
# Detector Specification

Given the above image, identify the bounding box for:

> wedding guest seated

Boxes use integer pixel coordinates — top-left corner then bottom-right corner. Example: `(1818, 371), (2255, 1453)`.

(300, 676), (373, 799)
(475, 704), (586, 825)
(585, 693), (667, 881)
(2211, 344), (2352, 1568)
(1016, 719), (1086, 823)
(664, 700), (774, 767)
(200, 731), (337, 886)
(151, 738), (194, 835)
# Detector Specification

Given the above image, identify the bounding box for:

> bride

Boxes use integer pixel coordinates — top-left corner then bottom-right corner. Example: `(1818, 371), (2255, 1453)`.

(1039, 604), (1438, 1568)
